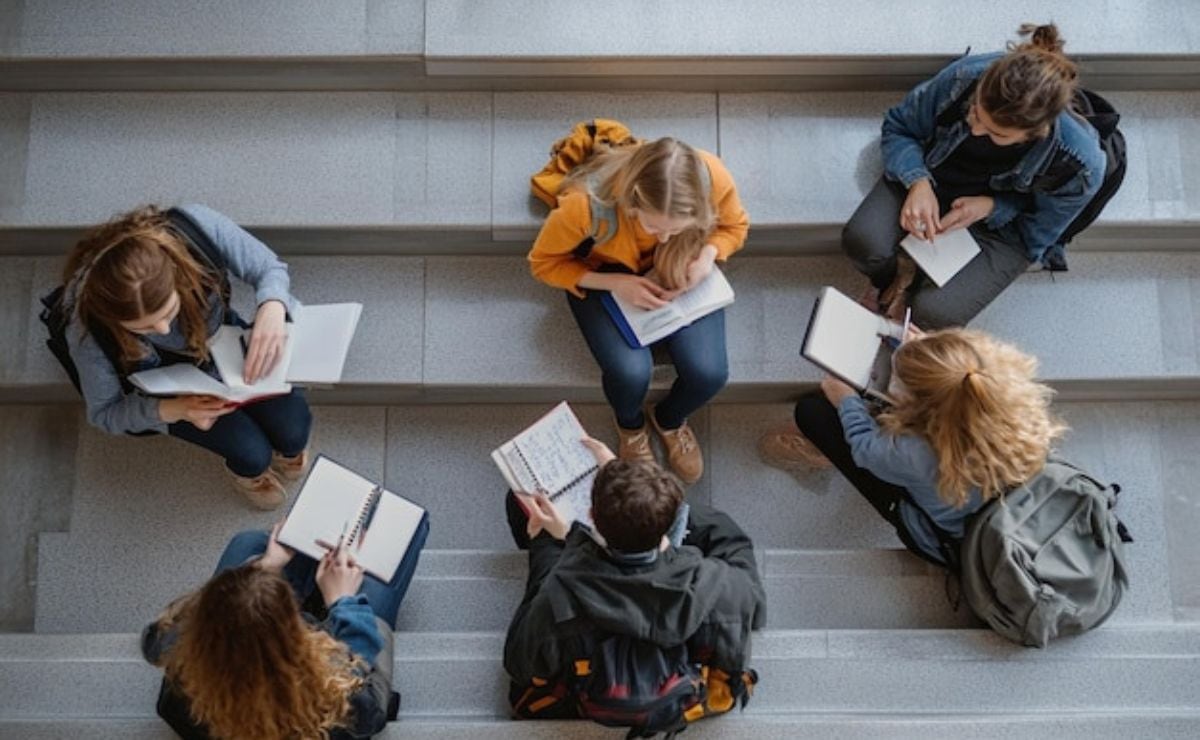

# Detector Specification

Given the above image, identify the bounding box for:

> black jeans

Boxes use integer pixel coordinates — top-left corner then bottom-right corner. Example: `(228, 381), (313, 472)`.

(792, 391), (942, 566)
(841, 177), (1033, 330)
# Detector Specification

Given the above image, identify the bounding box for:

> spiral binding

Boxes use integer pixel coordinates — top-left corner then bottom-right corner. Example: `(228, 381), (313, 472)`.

(514, 441), (597, 499)
(347, 485), (383, 547)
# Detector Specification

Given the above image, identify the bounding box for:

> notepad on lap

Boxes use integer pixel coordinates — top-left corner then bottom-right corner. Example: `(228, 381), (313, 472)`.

(277, 455), (426, 583)
(602, 268), (735, 348)
(127, 362), (288, 405)
(492, 402), (599, 525)
(801, 286), (904, 403)
(900, 228), (980, 287)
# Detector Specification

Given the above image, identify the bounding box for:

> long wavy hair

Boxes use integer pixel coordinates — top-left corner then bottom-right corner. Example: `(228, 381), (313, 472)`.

(63, 206), (217, 369)
(878, 329), (1067, 507)
(564, 137), (716, 290)
(977, 23), (1079, 135)
(159, 565), (365, 740)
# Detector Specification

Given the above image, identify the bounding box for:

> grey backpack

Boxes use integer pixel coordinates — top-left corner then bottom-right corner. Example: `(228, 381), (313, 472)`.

(957, 459), (1132, 648)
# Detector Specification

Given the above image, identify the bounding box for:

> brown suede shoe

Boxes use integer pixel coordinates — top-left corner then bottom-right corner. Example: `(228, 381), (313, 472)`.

(616, 422), (656, 466)
(881, 254), (918, 321)
(758, 422), (832, 472)
(271, 448), (310, 483)
(648, 411), (703, 485)
(232, 470), (287, 511)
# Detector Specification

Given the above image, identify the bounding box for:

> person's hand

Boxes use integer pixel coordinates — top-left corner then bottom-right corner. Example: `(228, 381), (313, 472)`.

(904, 323), (925, 343)
(820, 374), (859, 406)
(581, 436), (616, 467)
(244, 300), (288, 384)
(938, 195), (994, 233)
(900, 179), (941, 241)
(682, 245), (719, 291)
(159, 395), (237, 430)
(316, 540), (364, 607)
(610, 274), (674, 310)
(257, 521), (295, 573)
(524, 493), (571, 541)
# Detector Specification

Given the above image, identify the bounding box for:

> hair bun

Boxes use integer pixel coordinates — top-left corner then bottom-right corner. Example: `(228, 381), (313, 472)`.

(1018, 22), (1065, 54)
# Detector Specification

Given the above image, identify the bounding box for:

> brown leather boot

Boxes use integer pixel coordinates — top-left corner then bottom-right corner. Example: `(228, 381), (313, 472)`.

(758, 421), (832, 472)
(616, 422), (656, 466)
(648, 410), (703, 485)
(271, 448), (310, 483)
(231, 470), (287, 511)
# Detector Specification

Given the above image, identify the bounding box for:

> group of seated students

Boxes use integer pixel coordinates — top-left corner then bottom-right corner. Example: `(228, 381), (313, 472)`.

(58, 24), (1099, 738)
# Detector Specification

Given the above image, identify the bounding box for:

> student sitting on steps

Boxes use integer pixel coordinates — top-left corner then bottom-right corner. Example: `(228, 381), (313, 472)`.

(142, 519), (428, 739)
(503, 438), (765, 731)
(529, 135), (749, 484)
(760, 328), (1065, 566)
(846, 24), (1109, 329)
(58, 204), (311, 509)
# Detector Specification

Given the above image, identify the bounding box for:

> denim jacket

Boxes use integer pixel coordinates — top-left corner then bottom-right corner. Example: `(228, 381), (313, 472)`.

(880, 52), (1106, 264)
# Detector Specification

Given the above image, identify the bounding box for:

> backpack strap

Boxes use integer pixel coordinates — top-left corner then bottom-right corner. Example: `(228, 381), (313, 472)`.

(164, 207), (232, 315)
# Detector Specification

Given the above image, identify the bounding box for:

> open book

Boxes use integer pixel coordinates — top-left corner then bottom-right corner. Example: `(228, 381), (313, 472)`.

(277, 455), (426, 583)
(601, 268), (735, 348)
(128, 302), (363, 404)
(801, 286), (905, 404)
(492, 402), (599, 526)
(900, 228), (980, 287)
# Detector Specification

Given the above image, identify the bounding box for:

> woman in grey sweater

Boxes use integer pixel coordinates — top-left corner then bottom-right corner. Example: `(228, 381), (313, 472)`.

(62, 204), (311, 509)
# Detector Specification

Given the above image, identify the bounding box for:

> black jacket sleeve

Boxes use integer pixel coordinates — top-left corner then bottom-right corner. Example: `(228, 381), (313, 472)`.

(503, 533), (568, 685)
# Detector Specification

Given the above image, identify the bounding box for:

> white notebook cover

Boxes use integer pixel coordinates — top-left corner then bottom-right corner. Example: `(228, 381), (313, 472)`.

(610, 268), (735, 347)
(801, 286), (903, 396)
(899, 228), (981, 287)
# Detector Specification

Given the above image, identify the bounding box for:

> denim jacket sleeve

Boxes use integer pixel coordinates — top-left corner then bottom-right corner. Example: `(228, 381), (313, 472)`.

(837, 396), (930, 489)
(1011, 138), (1105, 262)
(325, 595), (385, 665)
(881, 56), (971, 188)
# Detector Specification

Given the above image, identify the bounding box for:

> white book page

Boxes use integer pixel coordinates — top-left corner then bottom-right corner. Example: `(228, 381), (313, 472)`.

(277, 456), (374, 564)
(900, 228), (980, 287)
(492, 403), (598, 524)
(208, 325), (293, 395)
(612, 268), (735, 346)
(355, 489), (425, 582)
(802, 287), (901, 391)
(287, 303), (364, 383)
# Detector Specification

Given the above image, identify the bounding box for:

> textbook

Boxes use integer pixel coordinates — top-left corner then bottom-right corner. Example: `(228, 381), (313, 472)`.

(277, 454), (427, 583)
(601, 268), (735, 348)
(492, 402), (599, 526)
(899, 228), (981, 287)
(128, 302), (363, 404)
(801, 286), (905, 403)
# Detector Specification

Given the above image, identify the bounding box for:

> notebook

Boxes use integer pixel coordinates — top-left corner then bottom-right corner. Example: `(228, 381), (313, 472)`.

(601, 268), (735, 348)
(129, 302), (363, 403)
(277, 455), (426, 582)
(899, 228), (980, 287)
(801, 286), (905, 403)
(491, 402), (599, 525)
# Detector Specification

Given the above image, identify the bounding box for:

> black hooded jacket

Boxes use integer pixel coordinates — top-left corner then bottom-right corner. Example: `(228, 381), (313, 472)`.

(504, 504), (767, 685)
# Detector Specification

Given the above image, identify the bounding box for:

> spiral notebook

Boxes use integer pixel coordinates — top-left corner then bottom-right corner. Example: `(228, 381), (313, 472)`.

(277, 455), (426, 582)
(491, 402), (599, 525)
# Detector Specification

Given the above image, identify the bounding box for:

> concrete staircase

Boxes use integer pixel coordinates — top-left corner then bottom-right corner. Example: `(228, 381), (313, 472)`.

(2, 2), (1200, 738)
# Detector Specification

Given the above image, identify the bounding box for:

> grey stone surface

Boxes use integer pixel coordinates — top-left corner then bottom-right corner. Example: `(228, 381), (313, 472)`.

(393, 94), (492, 227)
(0, 406), (78, 631)
(491, 92), (718, 235)
(34, 406), (386, 632)
(1160, 406), (1200, 621)
(1104, 92), (1200, 223)
(0, 256), (36, 384)
(0, 94), (32, 223)
(8, 1), (424, 56)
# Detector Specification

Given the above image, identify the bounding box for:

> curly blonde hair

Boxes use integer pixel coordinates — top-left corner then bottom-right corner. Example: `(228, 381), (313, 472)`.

(878, 329), (1067, 507)
(564, 137), (716, 290)
(160, 565), (365, 740)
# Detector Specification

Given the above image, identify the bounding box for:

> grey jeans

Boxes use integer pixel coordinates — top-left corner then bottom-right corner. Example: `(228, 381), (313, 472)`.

(841, 177), (1032, 330)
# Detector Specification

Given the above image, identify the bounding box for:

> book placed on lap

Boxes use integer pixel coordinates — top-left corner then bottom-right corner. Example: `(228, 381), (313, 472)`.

(127, 302), (363, 404)
(801, 286), (905, 404)
(492, 402), (599, 526)
(601, 268), (735, 348)
(277, 454), (426, 583)
(899, 228), (980, 287)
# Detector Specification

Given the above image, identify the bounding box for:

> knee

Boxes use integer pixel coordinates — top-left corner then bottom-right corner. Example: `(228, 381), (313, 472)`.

(225, 529), (269, 558)
(224, 440), (273, 477)
(908, 291), (965, 331)
(677, 354), (729, 396)
(841, 218), (877, 261)
(793, 390), (831, 438)
(602, 354), (653, 395)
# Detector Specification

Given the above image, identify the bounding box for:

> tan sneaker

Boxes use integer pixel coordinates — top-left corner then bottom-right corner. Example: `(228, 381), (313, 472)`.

(232, 470), (287, 510)
(616, 422), (656, 465)
(758, 422), (832, 472)
(648, 411), (703, 485)
(271, 448), (310, 483)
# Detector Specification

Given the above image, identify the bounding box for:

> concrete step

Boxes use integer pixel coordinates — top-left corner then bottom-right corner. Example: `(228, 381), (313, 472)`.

(3, 627), (1199, 721)
(7, 714), (1200, 740)
(2, 91), (1198, 251)
(6, 252), (1200, 403)
(31, 399), (1191, 633)
(3, 1), (1198, 92)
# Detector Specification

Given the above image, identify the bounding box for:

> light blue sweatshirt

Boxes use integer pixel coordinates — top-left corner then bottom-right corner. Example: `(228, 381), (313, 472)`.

(65, 204), (297, 435)
(837, 395), (985, 562)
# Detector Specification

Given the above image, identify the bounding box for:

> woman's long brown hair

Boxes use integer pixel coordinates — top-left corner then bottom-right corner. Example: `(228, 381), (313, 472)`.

(161, 565), (364, 739)
(64, 206), (218, 368)
(977, 23), (1079, 135)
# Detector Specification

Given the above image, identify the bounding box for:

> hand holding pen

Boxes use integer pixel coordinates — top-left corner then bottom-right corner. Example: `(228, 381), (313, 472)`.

(316, 521), (364, 607)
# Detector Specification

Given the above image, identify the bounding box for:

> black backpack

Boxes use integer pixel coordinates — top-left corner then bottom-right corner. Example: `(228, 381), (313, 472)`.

(39, 207), (232, 399)
(936, 82), (1127, 271)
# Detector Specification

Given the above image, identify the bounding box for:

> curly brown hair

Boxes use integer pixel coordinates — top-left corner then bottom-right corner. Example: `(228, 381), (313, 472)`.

(591, 459), (684, 551)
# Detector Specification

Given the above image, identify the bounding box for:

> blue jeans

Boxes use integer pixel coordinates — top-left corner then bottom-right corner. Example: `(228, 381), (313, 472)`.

(212, 516), (430, 629)
(168, 388), (313, 477)
(567, 290), (729, 430)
